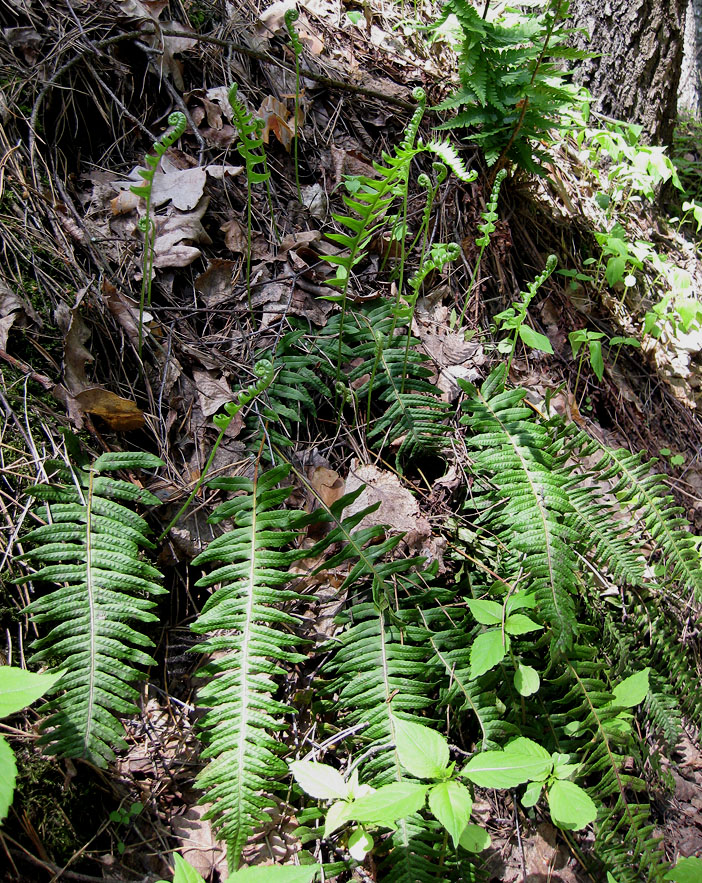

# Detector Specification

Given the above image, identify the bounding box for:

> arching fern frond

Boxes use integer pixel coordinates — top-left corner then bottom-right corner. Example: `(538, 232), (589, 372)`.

(15, 451), (165, 768)
(459, 366), (578, 655)
(190, 463), (313, 871)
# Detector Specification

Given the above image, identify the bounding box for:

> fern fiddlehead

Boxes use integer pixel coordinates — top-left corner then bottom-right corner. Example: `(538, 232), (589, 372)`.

(159, 359), (275, 541)
(285, 7), (303, 205)
(130, 111), (187, 357)
(15, 451), (165, 767)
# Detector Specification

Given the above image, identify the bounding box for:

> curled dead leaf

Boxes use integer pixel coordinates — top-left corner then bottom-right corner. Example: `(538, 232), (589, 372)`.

(73, 387), (145, 431)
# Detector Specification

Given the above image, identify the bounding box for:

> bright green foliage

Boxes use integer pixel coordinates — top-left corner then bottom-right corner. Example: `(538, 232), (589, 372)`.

(432, 0), (585, 172)
(16, 451), (165, 767)
(190, 464), (314, 870)
(158, 853), (320, 883)
(317, 299), (453, 463)
(0, 666), (63, 823)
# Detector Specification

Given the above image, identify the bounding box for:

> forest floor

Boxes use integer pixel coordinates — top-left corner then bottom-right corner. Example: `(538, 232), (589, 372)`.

(1, 1), (702, 881)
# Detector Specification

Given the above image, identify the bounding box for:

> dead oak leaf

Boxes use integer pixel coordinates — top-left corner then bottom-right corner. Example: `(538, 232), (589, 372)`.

(192, 369), (234, 418)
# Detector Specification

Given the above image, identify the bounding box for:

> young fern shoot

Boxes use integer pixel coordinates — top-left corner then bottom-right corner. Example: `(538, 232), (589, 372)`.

(158, 359), (275, 542)
(285, 7), (303, 205)
(130, 111), (187, 357)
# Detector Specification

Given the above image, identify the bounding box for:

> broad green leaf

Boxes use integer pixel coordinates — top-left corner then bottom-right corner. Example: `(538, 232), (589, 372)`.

(464, 599), (503, 625)
(520, 780), (544, 808)
(289, 761), (349, 801)
(519, 325), (553, 354)
(428, 780), (473, 848)
(470, 629), (509, 678)
(611, 668), (650, 708)
(156, 853), (207, 883)
(504, 591), (536, 615)
(589, 340), (604, 380)
(393, 716), (450, 779)
(504, 614), (542, 636)
(348, 828), (374, 862)
(547, 780), (597, 830)
(664, 856), (702, 882)
(0, 667), (64, 719)
(0, 734), (17, 824)
(459, 823), (491, 853)
(461, 738), (552, 788)
(605, 255), (626, 286)
(514, 663), (540, 696)
(324, 800), (355, 838)
(347, 782), (428, 826)
(232, 867), (320, 883)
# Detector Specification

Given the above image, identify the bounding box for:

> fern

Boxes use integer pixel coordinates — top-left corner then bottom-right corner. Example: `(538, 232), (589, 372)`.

(316, 299), (453, 463)
(190, 463), (313, 870)
(15, 451), (165, 768)
(459, 366), (579, 655)
(431, 0), (584, 174)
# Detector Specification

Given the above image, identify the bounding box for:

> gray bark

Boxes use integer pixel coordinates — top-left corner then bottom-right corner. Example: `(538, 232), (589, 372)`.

(678, 0), (702, 117)
(568, 0), (687, 145)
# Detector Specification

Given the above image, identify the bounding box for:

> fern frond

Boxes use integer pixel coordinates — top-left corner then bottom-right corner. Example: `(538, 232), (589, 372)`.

(190, 464), (312, 870)
(16, 451), (165, 768)
(460, 367), (578, 655)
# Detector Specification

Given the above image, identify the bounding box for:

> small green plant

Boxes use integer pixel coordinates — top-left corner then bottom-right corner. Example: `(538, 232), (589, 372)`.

(285, 7), (303, 205)
(228, 84), (276, 313)
(130, 111), (187, 356)
(609, 334), (640, 367)
(455, 168), (507, 328)
(431, 0), (585, 173)
(158, 359), (275, 541)
(659, 448), (686, 468)
(0, 666), (64, 823)
(568, 328), (605, 399)
(157, 853), (320, 883)
(109, 800), (143, 855)
(493, 254), (557, 369)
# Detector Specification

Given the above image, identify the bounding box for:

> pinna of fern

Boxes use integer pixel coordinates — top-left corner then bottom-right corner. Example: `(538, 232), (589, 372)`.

(14, 451), (165, 768)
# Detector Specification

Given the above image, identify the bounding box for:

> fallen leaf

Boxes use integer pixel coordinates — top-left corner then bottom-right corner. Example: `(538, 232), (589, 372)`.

(55, 299), (93, 394)
(343, 462), (432, 542)
(102, 280), (152, 342)
(150, 160), (207, 211)
(221, 218), (247, 253)
(192, 369), (234, 417)
(0, 281), (42, 350)
(308, 466), (345, 508)
(257, 95), (294, 150)
(194, 259), (239, 306)
(73, 387), (145, 431)
(171, 804), (227, 880)
(153, 195), (212, 268)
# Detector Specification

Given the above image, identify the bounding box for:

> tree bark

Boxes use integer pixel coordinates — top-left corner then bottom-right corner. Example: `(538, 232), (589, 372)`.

(679, 0), (702, 117)
(568, 0), (687, 145)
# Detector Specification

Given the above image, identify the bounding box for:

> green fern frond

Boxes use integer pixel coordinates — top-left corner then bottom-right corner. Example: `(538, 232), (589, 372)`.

(15, 451), (165, 768)
(190, 463), (313, 870)
(460, 367), (578, 655)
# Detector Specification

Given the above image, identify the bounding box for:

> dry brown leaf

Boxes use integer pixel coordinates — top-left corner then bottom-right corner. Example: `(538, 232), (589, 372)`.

(73, 387), (145, 431)
(221, 218), (247, 253)
(102, 280), (152, 342)
(55, 300), (93, 394)
(192, 369), (234, 418)
(257, 95), (294, 150)
(171, 804), (227, 880)
(153, 196), (212, 269)
(150, 160), (207, 211)
(309, 466), (344, 508)
(194, 259), (239, 306)
(0, 281), (42, 351)
(343, 462), (432, 542)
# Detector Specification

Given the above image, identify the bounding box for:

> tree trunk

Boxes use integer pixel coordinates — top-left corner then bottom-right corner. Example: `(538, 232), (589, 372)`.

(568, 0), (687, 145)
(679, 0), (702, 117)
